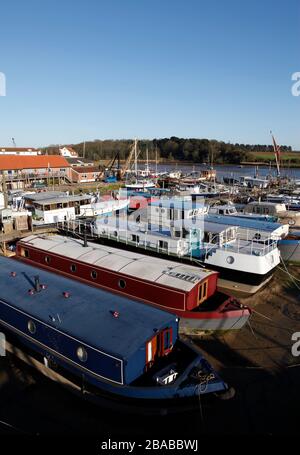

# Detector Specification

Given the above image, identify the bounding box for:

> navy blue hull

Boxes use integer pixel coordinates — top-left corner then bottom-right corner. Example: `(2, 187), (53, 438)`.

(1, 322), (227, 410)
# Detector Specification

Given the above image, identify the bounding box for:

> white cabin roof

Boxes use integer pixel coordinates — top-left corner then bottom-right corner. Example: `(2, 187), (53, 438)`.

(19, 234), (217, 292)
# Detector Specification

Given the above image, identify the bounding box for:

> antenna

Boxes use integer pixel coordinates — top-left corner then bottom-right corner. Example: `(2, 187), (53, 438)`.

(12, 138), (16, 147)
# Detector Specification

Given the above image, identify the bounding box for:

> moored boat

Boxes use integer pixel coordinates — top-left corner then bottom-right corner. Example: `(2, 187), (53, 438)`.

(0, 255), (231, 414)
(16, 234), (251, 331)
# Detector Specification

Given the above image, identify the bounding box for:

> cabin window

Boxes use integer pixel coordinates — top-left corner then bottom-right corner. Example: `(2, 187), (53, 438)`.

(226, 256), (234, 264)
(131, 234), (140, 243)
(198, 280), (208, 304)
(168, 209), (174, 220)
(159, 328), (173, 356)
(44, 256), (51, 264)
(158, 240), (168, 251)
(91, 270), (98, 280)
(118, 279), (126, 289)
(219, 209), (224, 215)
(70, 264), (77, 273)
(27, 320), (36, 335)
(76, 346), (88, 363)
(21, 248), (30, 258)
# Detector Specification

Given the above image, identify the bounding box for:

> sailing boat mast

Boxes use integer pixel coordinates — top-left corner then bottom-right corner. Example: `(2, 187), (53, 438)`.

(134, 138), (138, 181)
(270, 131), (281, 178)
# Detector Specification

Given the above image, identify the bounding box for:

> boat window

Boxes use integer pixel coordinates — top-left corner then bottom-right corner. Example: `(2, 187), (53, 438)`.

(44, 256), (51, 264)
(118, 279), (126, 289)
(21, 248), (30, 258)
(219, 209), (224, 215)
(198, 280), (208, 304)
(76, 346), (88, 363)
(158, 240), (168, 250)
(131, 234), (140, 243)
(28, 320), (36, 334)
(226, 256), (234, 264)
(160, 328), (173, 356)
(91, 270), (97, 280)
(70, 264), (77, 273)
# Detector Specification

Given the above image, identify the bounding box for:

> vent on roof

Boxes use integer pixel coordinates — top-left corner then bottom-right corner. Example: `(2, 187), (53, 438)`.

(162, 270), (202, 284)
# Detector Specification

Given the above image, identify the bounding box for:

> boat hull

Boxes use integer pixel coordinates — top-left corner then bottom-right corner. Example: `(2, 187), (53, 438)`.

(0, 326), (228, 414)
(278, 239), (300, 264)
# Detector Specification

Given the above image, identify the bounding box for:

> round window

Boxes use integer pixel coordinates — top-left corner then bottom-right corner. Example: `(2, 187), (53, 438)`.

(28, 320), (36, 334)
(70, 264), (77, 273)
(45, 256), (51, 264)
(76, 346), (88, 362)
(226, 256), (234, 264)
(91, 270), (98, 280)
(118, 279), (126, 289)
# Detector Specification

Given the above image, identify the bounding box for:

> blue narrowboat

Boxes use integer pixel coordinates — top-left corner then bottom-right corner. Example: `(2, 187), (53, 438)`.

(0, 256), (230, 413)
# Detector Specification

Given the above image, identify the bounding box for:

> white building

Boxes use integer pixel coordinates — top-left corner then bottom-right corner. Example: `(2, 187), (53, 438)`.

(0, 147), (41, 155)
(59, 146), (78, 158)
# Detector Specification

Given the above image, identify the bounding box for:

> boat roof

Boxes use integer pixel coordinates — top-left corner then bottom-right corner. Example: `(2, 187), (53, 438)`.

(31, 195), (92, 206)
(247, 201), (285, 208)
(149, 199), (205, 210)
(19, 234), (217, 291)
(205, 214), (284, 233)
(26, 192), (92, 205)
(173, 219), (237, 233)
(0, 256), (176, 359)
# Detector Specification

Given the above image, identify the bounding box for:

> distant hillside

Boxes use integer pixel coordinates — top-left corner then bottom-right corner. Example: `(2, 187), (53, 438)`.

(43, 137), (293, 165)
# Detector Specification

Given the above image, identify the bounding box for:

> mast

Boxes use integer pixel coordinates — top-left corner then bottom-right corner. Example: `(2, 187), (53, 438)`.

(270, 131), (281, 178)
(134, 138), (138, 182)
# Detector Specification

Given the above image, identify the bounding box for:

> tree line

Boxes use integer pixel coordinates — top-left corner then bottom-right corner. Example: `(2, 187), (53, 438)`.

(44, 137), (293, 164)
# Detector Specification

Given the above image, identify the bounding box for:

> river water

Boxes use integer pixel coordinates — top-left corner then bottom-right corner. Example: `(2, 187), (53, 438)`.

(156, 163), (300, 181)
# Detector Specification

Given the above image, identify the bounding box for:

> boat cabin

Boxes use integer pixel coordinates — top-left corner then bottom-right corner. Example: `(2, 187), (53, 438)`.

(147, 199), (208, 228)
(17, 234), (220, 314)
(0, 255), (178, 385)
(24, 192), (92, 223)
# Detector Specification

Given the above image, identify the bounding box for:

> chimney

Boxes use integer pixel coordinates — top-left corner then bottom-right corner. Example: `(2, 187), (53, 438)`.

(34, 275), (41, 293)
(83, 231), (88, 247)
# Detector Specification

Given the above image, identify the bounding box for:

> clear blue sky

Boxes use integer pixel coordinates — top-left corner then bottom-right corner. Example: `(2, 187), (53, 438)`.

(0, 0), (299, 149)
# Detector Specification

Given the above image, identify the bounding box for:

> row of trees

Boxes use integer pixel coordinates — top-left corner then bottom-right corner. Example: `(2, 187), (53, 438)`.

(44, 137), (293, 164)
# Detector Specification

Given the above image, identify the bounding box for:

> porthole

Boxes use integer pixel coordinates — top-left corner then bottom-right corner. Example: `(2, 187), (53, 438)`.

(28, 320), (36, 334)
(91, 270), (98, 280)
(226, 256), (234, 264)
(70, 264), (77, 273)
(45, 256), (51, 264)
(118, 279), (126, 289)
(76, 346), (88, 362)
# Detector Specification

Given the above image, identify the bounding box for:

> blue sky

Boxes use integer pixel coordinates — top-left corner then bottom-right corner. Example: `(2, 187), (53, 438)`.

(0, 0), (299, 149)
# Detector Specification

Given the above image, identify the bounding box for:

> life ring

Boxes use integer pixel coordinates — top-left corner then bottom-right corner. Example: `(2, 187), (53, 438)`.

(288, 219), (296, 226)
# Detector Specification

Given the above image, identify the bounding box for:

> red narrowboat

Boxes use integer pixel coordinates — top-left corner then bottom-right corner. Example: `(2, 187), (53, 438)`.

(16, 234), (251, 332)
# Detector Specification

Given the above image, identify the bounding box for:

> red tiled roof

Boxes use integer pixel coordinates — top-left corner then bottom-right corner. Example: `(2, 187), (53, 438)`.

(0, 155), (70, 171)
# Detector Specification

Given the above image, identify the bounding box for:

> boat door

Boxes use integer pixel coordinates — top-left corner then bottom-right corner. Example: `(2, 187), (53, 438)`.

(146, 334), (158, 368)
(198, 279), (208, 304)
